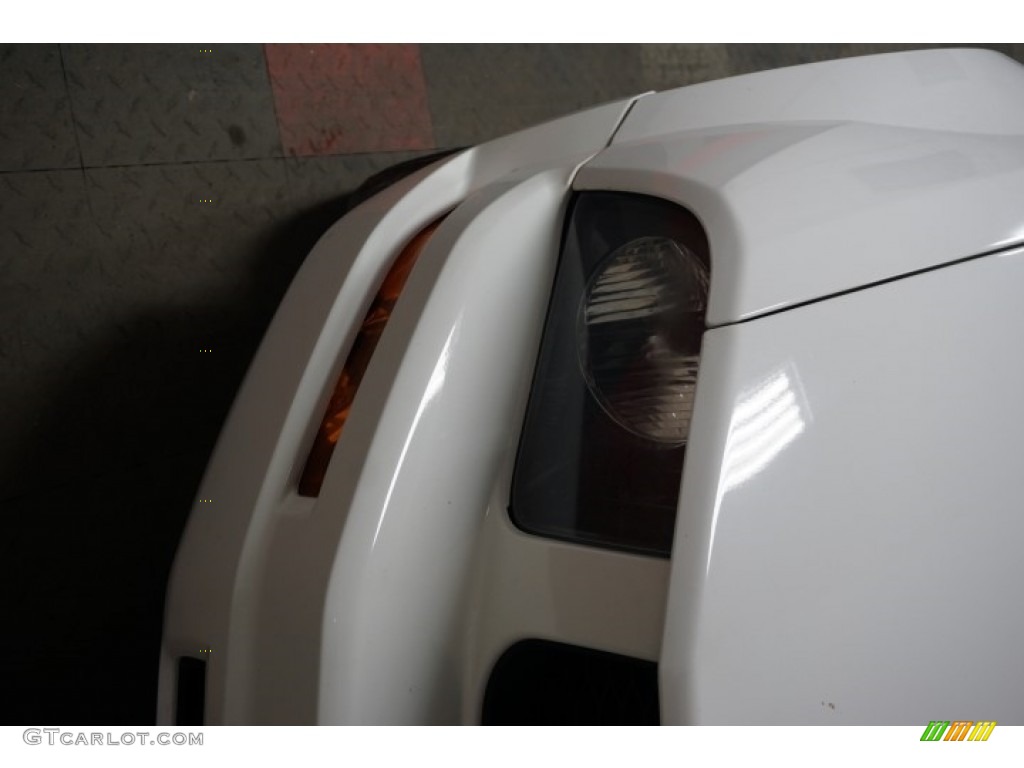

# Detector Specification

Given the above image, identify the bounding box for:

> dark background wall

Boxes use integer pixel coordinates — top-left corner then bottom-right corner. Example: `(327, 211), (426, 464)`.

(3, 43), (1022, 725)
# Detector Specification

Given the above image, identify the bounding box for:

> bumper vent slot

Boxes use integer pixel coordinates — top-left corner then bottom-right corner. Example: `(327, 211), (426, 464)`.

(175, 657), (206, 726)
(483, 639), (659, 724)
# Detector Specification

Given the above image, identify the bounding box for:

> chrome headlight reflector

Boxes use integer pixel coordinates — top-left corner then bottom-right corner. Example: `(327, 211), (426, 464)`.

(578, 235), (709, 447)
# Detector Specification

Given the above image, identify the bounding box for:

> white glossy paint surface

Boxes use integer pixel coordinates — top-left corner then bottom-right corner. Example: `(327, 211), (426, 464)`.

(618, 48), (1024, 139)
(157, 98), (636, 724)
(161, 49), (1024, 726)
(462, 473), (670, 723)
(577, 49), (1024, 325)
(315, 169), (571, 723)
(662, 245), (1024, 724)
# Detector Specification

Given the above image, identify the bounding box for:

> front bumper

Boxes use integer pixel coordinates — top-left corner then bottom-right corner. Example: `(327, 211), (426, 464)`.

(157, 97), (666, 724)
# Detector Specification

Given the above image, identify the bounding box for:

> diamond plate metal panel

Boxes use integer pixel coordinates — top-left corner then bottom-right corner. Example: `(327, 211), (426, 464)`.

(0, 449), (209, 722)
(0, 170), (95, 394)
(719, 43), (1024, 78)
(0, 44), (79, 171)
(420, 44), (647, 147)
(84, 159), (291, 264)
(639, 44), (734, 91)
(0, 151), (439, 504)
(629, 45), (1024, 105)
(282, 149), (432, 211)
(0, 160), (292, 503)
(63, 44), (281, 166)
(265, 44), (435, 156)
(0, 169), (100, 502)
(720, 43), (923, 76)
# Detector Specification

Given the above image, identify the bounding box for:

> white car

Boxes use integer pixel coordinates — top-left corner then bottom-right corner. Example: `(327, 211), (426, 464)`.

(158, 48), (1024, 725)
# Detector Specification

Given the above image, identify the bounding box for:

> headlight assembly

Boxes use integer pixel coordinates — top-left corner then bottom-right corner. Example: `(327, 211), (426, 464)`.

(511, 193), (711, 556)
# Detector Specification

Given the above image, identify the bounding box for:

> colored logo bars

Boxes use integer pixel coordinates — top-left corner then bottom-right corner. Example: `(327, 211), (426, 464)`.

(920, 721), (997, 741)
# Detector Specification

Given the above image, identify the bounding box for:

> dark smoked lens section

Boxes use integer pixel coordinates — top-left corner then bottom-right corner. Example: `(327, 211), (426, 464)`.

(176, 657), (206, 726)
(510, 193), (711, 557)
(482, 639), (660, 725)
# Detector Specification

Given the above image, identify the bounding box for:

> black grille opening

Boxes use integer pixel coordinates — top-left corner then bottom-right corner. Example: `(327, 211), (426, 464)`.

(175, 657), (206, 726)
(482, 639), (659, 725)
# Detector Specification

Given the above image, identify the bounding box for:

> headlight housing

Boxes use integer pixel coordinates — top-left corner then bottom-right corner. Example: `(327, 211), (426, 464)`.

(511, 193), (711, 556)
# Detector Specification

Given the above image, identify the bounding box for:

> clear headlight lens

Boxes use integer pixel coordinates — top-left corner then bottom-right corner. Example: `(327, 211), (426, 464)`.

(578, 236), (709, 447)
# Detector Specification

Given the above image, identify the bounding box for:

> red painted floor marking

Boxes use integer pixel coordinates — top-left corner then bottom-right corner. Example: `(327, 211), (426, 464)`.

(265, 44), (435, 156)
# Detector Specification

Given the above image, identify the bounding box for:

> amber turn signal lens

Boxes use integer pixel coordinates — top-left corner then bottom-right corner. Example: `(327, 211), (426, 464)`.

(298, 218), (445, 497)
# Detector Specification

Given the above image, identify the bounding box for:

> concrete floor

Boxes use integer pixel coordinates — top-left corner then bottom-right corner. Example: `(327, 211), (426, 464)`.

(2, 43), (1022, 724)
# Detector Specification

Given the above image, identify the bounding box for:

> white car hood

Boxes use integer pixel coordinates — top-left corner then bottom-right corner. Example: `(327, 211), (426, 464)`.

(578, 48), (1024, 324)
